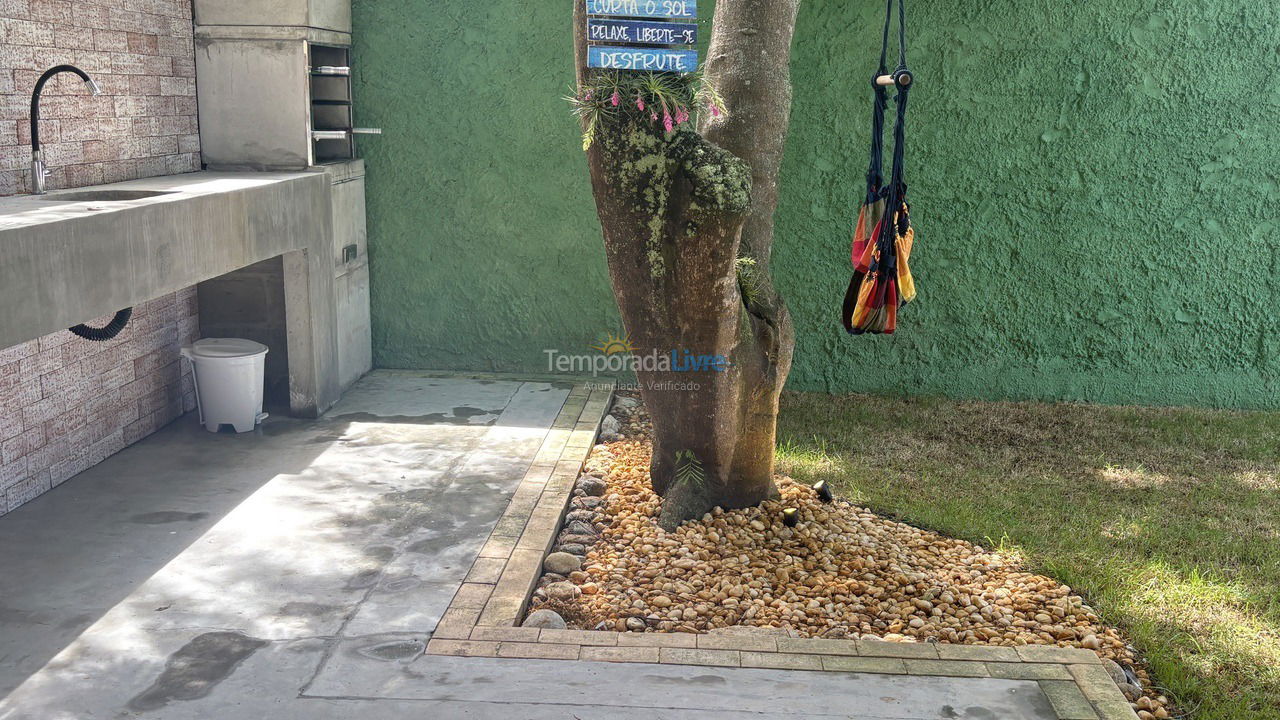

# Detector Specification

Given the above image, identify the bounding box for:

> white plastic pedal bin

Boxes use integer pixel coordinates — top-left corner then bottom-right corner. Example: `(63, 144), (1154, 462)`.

(180, 338), (270, 433)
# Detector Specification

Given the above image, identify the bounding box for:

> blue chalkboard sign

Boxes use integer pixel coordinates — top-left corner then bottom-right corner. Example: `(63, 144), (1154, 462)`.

(588, 19), (697, 46)
(585, 0), (697, 20)
(588, 46), (698, 73)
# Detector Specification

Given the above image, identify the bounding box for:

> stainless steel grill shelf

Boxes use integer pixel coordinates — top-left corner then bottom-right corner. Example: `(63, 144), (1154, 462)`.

(308, 44), (378, 164)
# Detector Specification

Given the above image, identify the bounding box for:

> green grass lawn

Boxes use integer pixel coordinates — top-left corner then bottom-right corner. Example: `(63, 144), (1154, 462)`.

(776, 392), (1280, 720)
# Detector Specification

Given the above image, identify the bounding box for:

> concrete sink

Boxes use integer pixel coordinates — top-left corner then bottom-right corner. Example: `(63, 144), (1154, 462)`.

(35, 189), (177, 202)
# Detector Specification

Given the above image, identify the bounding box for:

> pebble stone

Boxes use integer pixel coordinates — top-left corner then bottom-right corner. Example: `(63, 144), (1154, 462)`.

(522, 609), (567, 630)
(544, 552), (582, 575)
(601, 414), (622, 438)
(565, 520), (599, 536)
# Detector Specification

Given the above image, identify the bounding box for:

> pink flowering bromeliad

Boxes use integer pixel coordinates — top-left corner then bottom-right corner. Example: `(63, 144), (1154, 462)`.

(569, 70), (730, 150)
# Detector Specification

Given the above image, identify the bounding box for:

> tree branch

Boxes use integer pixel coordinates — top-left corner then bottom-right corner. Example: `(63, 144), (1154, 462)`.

(701, 0), (801, 264)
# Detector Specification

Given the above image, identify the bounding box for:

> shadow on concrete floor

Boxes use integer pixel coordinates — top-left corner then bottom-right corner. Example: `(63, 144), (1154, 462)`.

(0, 373), (564, 706)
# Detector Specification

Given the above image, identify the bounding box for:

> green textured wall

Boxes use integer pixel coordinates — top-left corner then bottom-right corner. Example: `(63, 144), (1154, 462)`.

(352, 0), (618, 372)
(353, 1), (1280, 408)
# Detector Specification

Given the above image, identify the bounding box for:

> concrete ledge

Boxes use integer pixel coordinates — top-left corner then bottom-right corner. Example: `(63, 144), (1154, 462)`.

(660, 647), (741, 667)
(697, 633), (777, 652)
(470, 626), (540, 643)
(1018, 645), (1103, 665)
(539, 629), (618, 647)
(741, 651), (823, 671)
(904, 659), (990, 678)
(496, 642), (580, 661)
(821, 656), (907, 674)
(472, 383), (609, 628)
(581, 645), (660, 664)
(989, 662), (1075, 680)
(616, 632), (697, 648)
(938, 644), (1021, 662)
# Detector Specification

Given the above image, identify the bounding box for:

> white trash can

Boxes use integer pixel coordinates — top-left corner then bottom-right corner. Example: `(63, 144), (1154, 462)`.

(180, 338), (270, 433)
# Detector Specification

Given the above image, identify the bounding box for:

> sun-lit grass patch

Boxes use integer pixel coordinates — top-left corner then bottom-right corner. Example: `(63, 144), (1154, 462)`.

(777, 392), (1280, 720)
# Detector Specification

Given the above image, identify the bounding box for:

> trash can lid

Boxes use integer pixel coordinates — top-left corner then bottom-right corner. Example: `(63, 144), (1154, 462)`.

(188, 338), (269, 359)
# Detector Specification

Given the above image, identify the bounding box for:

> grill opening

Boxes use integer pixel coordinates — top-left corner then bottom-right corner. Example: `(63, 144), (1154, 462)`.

(309, 44), (355, 164)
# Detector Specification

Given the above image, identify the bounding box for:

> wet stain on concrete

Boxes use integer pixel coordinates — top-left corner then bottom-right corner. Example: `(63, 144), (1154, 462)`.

(405, 537), (443, 554)
(0, 607), (52, 625)
(324, 484), (502, 540)
(259, 422), (304, 438)
(56, 612), (96, 630)
(1013, 684), (1058, 716)
(380, 576), (422, 593)
(129, 511), (209, 524)
(356, 639), (425, 662)
(363, 545), (396, 562)
(328, 412), (499, 427)
(276, 601), (343, 619)
(306, 432), (349, 444)
(345, 569), (382, 590)
(127, 631), (267, 712)
(642, 673), (727, 686)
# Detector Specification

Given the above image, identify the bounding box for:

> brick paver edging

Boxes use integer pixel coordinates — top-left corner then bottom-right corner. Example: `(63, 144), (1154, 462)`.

(427, 382), (1138, 720)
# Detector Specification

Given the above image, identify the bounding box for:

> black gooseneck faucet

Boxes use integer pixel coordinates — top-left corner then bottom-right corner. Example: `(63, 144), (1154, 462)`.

(29, 65), (131, 341)
(30, 64), (102, 195)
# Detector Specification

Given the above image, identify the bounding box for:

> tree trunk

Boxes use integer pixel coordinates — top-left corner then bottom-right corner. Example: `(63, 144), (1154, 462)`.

(573, 0), (800, 530)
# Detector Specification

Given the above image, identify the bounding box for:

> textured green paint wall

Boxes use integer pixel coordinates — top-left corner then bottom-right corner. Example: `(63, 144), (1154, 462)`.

(352, 0), (618, 372)
(778, 1), (1280, 408)
(353, 1), (1280, 408)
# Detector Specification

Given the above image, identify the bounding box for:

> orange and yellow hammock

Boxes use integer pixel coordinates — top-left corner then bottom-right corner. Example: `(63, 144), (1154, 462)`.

(842, 0), (916, 336)
(843, 197), (915, 334)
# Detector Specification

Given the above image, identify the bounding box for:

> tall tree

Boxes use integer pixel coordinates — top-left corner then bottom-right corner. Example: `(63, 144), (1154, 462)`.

(573, 0), (801, 529)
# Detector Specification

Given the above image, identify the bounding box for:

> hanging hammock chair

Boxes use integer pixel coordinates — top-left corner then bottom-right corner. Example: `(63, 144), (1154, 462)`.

(842, 0), (916, 335)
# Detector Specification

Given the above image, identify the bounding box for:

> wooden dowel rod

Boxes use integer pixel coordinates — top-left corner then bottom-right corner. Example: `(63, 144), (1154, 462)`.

(875, 73), (912, 87)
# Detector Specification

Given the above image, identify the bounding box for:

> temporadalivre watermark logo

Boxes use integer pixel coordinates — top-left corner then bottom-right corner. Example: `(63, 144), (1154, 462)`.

(545, 332), (731, 377)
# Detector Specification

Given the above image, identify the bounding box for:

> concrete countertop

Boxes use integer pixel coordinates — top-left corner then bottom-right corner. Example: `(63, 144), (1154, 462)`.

(0, 171), (317, 230)
(0, 169), (342, 415)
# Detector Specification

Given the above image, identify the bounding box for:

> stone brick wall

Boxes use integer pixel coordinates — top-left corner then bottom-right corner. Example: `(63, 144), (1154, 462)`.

(0, 288), (199, 516)
(0, 0), (199, 196)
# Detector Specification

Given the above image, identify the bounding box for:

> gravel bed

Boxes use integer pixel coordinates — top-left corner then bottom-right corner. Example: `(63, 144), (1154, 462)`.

(526, 391), (1173, 719)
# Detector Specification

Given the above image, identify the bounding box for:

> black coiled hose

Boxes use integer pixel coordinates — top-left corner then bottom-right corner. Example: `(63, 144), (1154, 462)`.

(69, 308), (133, 341)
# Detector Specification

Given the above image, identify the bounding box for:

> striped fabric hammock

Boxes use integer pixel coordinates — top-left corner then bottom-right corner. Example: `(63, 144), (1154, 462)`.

(843, 0), (916, 335)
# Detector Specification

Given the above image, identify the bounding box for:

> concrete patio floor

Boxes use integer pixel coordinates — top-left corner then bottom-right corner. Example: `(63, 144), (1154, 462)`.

(0, 372), (1060, 719)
